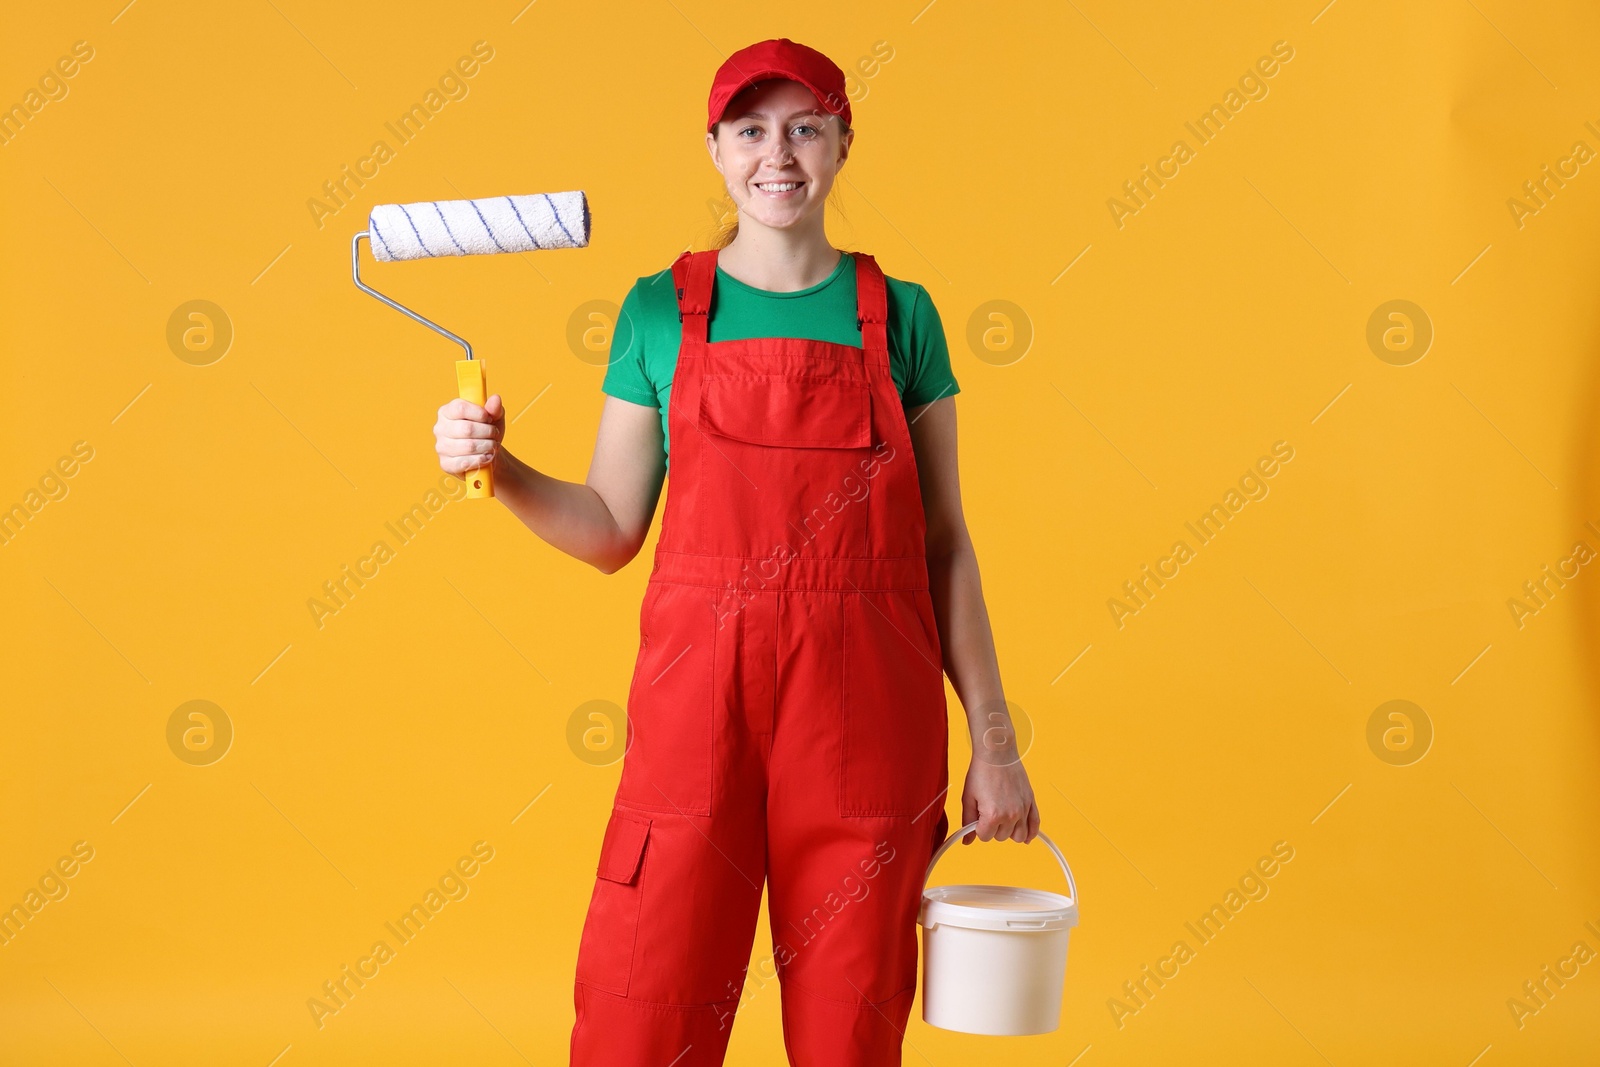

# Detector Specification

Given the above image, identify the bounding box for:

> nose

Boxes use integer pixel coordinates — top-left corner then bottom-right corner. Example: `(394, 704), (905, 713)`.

(763, 136), (795, 168)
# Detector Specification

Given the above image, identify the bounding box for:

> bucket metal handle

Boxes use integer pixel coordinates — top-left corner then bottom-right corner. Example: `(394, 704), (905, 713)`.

(924, 821), (1079, 907)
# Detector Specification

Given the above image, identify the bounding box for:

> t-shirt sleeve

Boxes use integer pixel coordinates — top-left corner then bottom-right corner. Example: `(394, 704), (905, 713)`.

(600, 282), (659, 408)
(901, 283), (961, 407)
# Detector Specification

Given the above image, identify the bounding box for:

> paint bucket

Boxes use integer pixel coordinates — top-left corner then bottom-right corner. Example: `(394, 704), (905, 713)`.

(918, 821), (1080, 1035)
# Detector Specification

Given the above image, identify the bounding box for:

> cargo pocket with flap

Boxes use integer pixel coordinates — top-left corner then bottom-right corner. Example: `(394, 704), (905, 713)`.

(574, 807), (652, 996)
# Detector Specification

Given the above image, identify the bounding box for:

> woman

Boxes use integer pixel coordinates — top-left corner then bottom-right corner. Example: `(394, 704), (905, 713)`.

(433, 37), (1040, 1067)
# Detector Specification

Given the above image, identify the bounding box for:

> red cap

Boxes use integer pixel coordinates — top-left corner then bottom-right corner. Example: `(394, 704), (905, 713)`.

(706, 38), (851, 134)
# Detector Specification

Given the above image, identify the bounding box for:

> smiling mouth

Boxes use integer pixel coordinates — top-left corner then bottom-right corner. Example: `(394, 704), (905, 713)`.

(755, 181), (804, 193)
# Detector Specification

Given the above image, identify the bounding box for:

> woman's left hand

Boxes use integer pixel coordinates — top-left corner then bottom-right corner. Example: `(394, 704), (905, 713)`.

(959, 755), (1041, 845)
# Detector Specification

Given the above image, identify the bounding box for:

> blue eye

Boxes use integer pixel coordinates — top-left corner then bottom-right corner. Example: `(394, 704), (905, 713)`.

(793, 124), (818, 137)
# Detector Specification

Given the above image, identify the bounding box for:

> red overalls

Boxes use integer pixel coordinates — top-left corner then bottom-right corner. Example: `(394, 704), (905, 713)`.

(570, 248), (951, 1066)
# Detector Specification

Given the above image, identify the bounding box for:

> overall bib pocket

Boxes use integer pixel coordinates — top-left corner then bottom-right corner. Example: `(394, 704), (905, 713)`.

(699, 373), (871, 448)
(697, 372), (875, 559)
(575, 807), (652, 996)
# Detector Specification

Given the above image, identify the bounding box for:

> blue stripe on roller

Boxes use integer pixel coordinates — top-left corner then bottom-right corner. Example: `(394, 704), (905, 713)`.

(398, 203), (430, 257)
(505, 196), (543, 250)
(370, 215), (397, 259)
(432, 202), (467, 254)
(467, 199), (509, 253)
(542, 192), (579, 246)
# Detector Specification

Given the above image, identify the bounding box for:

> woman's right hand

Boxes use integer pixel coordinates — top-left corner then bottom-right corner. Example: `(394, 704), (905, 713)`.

(434, 393), (505, 479)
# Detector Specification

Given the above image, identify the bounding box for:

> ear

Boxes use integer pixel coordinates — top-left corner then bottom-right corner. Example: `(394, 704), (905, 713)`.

(836, 126), (853, 169)
(706, 130), (724, 176)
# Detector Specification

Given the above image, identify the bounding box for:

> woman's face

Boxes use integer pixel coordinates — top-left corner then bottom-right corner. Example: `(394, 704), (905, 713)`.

(706, 79), (851, 234)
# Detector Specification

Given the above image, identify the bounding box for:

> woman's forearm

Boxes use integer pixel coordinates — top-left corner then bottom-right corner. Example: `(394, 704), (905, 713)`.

(490, 447), (634, 573)
(926, 536), (1014, 755)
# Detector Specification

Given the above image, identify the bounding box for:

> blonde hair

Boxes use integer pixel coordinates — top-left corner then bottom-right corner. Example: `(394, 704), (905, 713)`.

(709, 115), (853, 249)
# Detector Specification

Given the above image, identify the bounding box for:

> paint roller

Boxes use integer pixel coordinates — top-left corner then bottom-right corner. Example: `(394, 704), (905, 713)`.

(351, 190), (591, 499)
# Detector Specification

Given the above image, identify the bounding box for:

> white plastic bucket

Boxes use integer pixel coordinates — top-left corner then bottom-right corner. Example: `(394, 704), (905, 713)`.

(918, 821), (1080, 1035)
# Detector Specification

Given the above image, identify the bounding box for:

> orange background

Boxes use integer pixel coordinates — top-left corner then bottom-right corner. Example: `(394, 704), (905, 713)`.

(3, 1), (1599, 1064)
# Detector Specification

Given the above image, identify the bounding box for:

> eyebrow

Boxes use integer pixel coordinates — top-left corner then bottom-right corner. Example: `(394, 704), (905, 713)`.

(731, 109), (826, 122)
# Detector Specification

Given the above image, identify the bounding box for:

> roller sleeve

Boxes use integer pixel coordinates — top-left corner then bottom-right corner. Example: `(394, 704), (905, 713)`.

(368, 191), (589, 262)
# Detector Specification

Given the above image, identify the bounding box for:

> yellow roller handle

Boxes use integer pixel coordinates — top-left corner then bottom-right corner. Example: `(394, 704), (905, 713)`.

(455, 359), (495, 499)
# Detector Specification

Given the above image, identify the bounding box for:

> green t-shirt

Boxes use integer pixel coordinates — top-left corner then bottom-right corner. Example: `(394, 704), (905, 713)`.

(601, 252), (960, 469)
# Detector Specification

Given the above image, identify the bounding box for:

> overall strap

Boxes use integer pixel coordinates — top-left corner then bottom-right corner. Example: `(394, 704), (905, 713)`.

(675, 248), (888, 358)
(852, 252), (890, 365)
(672, 249), (716, 345)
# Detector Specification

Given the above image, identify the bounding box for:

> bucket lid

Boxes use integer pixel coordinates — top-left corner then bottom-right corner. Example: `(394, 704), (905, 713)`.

(921, 882), (1079, 932)
(919, 822), (1081, 932)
